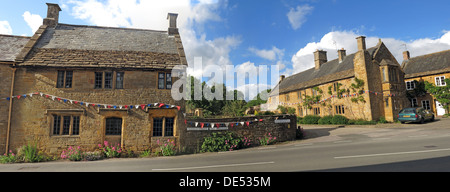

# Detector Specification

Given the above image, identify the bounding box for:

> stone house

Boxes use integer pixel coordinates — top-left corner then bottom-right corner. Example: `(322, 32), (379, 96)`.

(267, 36), (409, 122)
(0, 3), (187, 155)
(401, 49), (450, 116)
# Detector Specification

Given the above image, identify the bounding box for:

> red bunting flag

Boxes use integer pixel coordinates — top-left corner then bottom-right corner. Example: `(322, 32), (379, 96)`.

(216, 123), (220, 128)
(159, 103), (165, 108)
(74, 101), (78, 104)
(140, 104), (146, 110)
(184, 119), (187, 124)
(124, 105), (128, 109)
(176, 106), (181, 111)
(200, 123), (204, 128)
(245, 122), (249, 126)
(259, 119), (263, 122)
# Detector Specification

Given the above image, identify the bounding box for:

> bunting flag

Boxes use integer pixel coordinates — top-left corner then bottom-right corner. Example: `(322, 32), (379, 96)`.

(2, 91), (182, 112)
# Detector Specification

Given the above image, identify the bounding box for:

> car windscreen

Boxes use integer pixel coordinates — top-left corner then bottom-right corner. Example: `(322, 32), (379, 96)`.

(400, 108), (416, 113)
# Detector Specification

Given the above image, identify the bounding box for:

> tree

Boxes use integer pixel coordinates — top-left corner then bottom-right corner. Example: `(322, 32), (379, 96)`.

(425, 78), (450, 114)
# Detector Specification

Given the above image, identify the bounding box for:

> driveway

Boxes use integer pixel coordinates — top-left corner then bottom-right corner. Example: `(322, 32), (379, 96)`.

(298, 117), (450, 144)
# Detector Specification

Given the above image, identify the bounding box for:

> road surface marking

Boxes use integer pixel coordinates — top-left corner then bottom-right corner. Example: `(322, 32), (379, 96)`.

(334, 148), (450, 159)
(152, 161), (275, 171)
(333, 140), (352, 144)
(408, 135), (428, 138)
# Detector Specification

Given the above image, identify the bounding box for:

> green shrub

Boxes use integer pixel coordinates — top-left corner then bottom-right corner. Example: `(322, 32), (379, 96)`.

(353, 119), (377, 125)
(0, 150), (17, 164)
(318, 115), (333, 124)
(332, 115), (349, 125)
(263, 111), (275, 115)
(378, 116), (388, 124)
(297, 117), (303, 124)
(201, 132), (242, 152)
(258, 132), (276, 146)
(18, 143), (45, 163)
(302, 115), (321, 124)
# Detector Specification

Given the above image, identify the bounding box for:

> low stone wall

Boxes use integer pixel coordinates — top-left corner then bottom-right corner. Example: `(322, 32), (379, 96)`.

(180, 115), (297, 153)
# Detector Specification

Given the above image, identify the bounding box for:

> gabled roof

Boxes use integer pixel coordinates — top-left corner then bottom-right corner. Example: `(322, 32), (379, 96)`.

(17, 23), (187, 69)
(0, 35), (30, 62)
(402, 49), (450, 79)
(270, 46), (378, 96)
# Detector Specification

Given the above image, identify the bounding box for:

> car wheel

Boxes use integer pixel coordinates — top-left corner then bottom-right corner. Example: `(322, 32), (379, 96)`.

(420, 118), (424, 124)
(401, 121), (405, 124)
(431, 115), (435, 121)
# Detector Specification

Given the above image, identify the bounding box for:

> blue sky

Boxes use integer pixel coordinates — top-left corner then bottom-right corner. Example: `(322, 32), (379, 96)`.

(1, 0), (450, 99)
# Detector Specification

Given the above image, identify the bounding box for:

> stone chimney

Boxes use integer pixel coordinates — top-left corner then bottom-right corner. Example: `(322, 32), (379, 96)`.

(314, 50), (327, 70)
(43, 3), (62, 28)
(356, 36), (366, 51)
(338, 48), (346, 63)
(279, 75), (285, 83)
(167, 13), (179, 35)
(403, 51), (410, 61)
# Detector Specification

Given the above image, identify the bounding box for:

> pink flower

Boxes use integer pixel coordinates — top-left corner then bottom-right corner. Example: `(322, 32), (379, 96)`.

(104, 141), (109, 147)
(112, 147), (116, 151)
(98, 144), (102, 148)
(157, 139), (160, 145)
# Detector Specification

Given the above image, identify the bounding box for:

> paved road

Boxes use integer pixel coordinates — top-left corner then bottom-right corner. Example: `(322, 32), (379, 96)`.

(2, 118), (450, 172)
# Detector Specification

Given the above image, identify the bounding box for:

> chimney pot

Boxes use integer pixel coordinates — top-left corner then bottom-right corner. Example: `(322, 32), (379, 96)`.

(167, 13), (179, 35)
(279, 75), (285, 82)
(43, 3), (61, 28)
(356, 36), (366, 51)
(403, 51), (410, 61)
(338, 48), (346, 63)
(314, 50), (327, 70)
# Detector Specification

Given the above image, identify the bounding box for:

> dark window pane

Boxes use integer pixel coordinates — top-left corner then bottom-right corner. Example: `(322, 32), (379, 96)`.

(165, 118), (174, 136)
(53, 115), (61, 135)
(95, 72), (103, 89)
(65, 71), (73, 88)
(57, 71), (65, 88)
(105, 117), (122, 135)
(72, 116), (80, 135)
(104, 72), (113, 89)
(116, 72), (124, 89)
(158, 73), (165, 89)
(166, 73), (172, 89)
(62, 116), (71, 135)
(153, 118), (163, 136)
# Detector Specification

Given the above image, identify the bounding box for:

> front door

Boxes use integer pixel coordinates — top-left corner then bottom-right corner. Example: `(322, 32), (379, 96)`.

(435, 100), (446, 116)
(105, 117), (123, 146)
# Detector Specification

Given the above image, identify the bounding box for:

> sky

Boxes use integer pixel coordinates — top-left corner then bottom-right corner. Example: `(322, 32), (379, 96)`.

(1, 0), (450, 100)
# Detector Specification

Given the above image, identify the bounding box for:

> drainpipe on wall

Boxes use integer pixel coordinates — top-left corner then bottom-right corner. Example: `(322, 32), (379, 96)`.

(6, 67), (16, 154)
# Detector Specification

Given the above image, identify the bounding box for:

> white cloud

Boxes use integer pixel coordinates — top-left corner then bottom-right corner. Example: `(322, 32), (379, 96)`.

(248, 46), (284, 61)
(286, 4), (313, 30)
(0, 20), (12, 35)
(290, 30), (450, 75)
(23, 11), (43, 34)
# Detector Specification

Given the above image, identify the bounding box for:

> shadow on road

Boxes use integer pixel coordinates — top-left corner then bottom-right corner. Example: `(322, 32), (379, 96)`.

(302, 127), (338, 139)
(312, 155), (450, 172)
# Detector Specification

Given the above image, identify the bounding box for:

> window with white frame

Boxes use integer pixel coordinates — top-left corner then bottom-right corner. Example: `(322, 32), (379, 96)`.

(435, 76), (446, 86)
(422, 100), (431, 110)
(406, 81), (415, 90)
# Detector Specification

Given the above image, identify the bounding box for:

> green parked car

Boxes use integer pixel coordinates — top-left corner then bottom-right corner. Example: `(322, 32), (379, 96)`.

(398, 107), (435, 124)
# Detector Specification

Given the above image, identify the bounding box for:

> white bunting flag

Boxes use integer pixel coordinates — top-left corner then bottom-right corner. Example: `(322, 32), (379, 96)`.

(195, 122), (198, 127)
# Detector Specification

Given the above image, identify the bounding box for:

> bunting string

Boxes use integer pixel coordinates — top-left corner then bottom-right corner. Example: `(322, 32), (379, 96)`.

(3, 92), (181, 111)
(185, 118), (264, 129)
